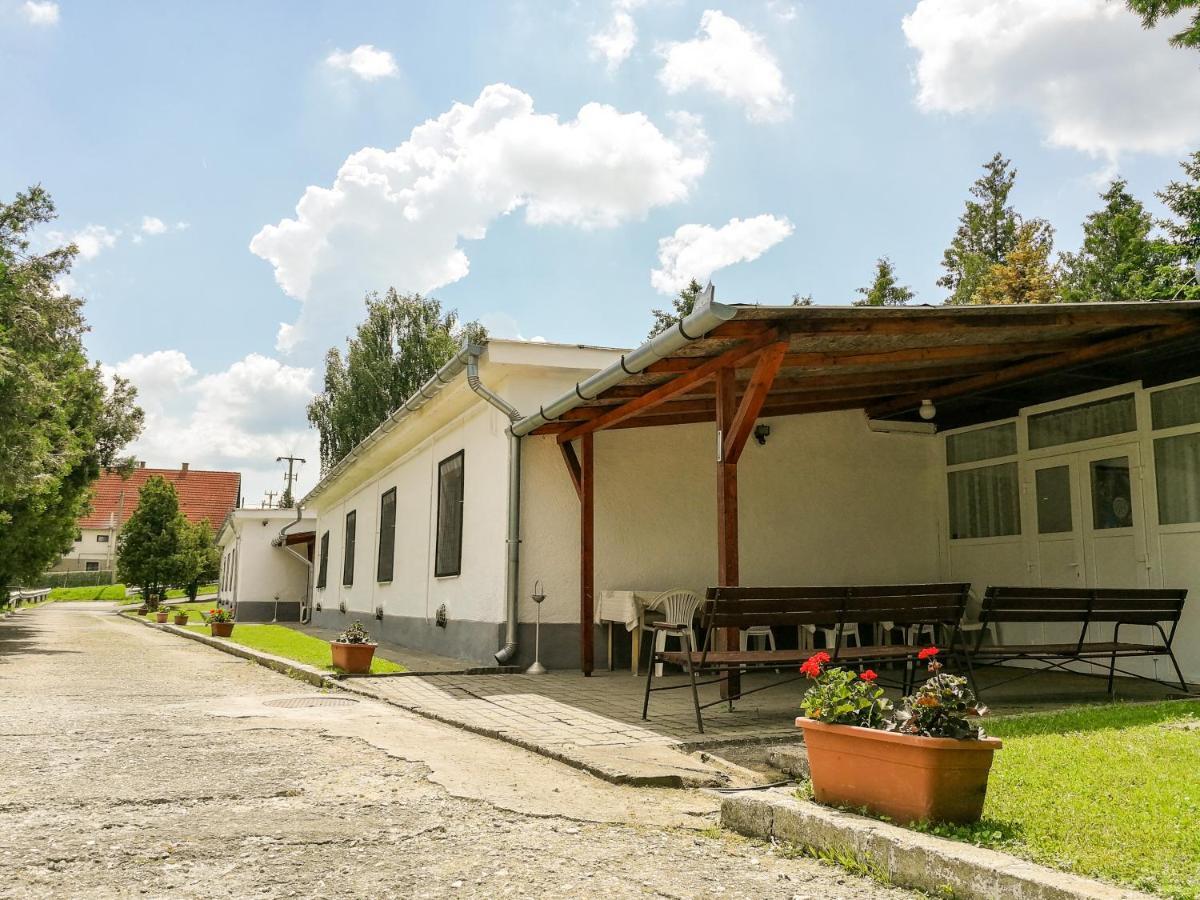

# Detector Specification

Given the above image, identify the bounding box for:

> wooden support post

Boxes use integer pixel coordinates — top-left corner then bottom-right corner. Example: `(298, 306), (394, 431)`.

(580, 432), (595, 676)
(560, 440), (583, 501)
(715, 367), (740, 698)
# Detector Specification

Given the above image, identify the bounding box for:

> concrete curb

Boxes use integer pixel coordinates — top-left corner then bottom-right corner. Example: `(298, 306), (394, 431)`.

(721, 789), (1152, 900)
(121, 612), (726, 789)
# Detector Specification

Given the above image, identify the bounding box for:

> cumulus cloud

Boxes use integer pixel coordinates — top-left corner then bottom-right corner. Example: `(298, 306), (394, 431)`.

(140, 216), (168, 235)
(326, 44), (399, 81)
(658, 10), (793, 123)
(903, 0), (1200, 160)
(251, 83), (708, 352)
(46, 224), (119, 260)
(650, 213), (794, 294)
(22, 1), (59, 25)
(589, 0), (650, 72)
(104, 351), (318, 504)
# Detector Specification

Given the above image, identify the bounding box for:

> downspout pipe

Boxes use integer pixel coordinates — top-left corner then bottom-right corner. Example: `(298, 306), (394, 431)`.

(464, 348), (525, 665)
(273, 506), (313, 623)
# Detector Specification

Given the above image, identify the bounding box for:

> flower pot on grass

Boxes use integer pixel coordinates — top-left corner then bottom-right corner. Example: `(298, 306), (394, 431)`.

(210, 621), (234, 637)
(173, 613), (189, 626)
(155, 611), (168, 623)
(331, 620), (376, 674)
(206, 607), (233, 637)
(796, 717), (1001, 824)
(797, 647), (1000, 825)
(137, 606), (149, 616)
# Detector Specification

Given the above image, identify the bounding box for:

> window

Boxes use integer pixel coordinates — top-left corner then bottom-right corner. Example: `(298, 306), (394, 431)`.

(85, 561), (100, 572)
(435, 451), (465, 577)
(1028, 394), (1136, 450)
(1154, 432), (1200, 525)
(1035, 465), (1073, 534)
(946, 423), (1017, 465)
(1151, 381), (1200, 430)
(342, 511), (356, 586)
(316, 531), (329, 589)
(948, 463), (1020, 539)
(377, 488), (397, 582)
(96, 533), (110, 543)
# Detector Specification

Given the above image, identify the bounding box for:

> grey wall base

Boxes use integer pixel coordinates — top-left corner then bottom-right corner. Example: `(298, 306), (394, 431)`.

(236, 600), (302, 622)
(309, 607), (622, 671)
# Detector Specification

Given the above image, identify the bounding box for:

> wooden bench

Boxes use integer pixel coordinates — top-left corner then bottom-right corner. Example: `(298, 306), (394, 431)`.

(967, 586), (1189, 697)
(641, 583), (971, 733)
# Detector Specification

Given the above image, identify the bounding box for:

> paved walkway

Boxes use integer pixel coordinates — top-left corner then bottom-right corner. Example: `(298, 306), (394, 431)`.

(0, 603), (914, 899)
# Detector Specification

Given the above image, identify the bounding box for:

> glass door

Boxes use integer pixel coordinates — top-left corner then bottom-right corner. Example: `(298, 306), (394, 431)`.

(1029, 456), (1085, 588)
(1080, 445), (1149, 589)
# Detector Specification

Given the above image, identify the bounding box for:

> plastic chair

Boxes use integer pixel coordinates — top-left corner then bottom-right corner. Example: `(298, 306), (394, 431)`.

(739, 624), (776, 651)
(643, 589), (701, 677)
(806, 623), (861, 650)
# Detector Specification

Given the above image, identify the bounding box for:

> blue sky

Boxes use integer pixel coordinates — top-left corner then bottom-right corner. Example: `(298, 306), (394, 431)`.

(4, 0), (1199, 502)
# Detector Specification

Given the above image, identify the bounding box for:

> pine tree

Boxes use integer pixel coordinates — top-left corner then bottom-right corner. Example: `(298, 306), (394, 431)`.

(1126, 1), (1200, 49)
(974, 220), (1059, 305)
(939, 153), (1022, 305)
(1059, 180), (1173, 302)
(648, 279), (704, 338)
(854, 257), (915, 307)
(1156, 150), (1200, 299)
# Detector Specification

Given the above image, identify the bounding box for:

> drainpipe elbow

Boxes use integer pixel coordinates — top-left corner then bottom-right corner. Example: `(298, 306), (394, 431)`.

(494, 642), (518, 665)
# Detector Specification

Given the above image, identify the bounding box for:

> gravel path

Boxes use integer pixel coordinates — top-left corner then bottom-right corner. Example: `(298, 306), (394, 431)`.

(0, 605), (913, 899)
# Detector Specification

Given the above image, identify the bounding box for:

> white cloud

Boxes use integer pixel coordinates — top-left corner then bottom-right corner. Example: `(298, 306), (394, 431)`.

(251, 83), (708, 353)
(325, 44), (399, 81)
(650, 213), (794, 294)
(658, 10), (793, 123)
(766, 1), (797, 22)
(903, 0), (1200, 160)
(140, 216), (168, 235)
(22, 1), (59, 26)
(46, 224), (119, 260)
(590, 0), (653, 72)
(104, 350), (318, 505)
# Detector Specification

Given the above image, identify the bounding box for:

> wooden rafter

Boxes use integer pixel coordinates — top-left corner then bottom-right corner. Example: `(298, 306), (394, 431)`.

(554, 329), (781, 443)
(867, 322), (1200, 419)
(559, 441), (582, 501)
(723, 342), (787, 465)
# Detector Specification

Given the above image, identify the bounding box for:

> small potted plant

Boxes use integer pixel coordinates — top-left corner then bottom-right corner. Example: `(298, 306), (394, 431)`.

(330, 620), (376, 674)
(206, 606), (234, 637)
(796, 648), (1002, 825)
(173, 610), (189, 626)
(155, 608), (169, 623)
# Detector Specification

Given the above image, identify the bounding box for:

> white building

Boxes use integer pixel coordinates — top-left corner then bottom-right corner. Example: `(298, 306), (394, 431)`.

(217, 508), (315, 621)
(300, 296), (1200, 686)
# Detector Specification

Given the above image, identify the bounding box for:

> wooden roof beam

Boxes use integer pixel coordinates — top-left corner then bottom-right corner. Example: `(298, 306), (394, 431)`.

(723, 342), (787, 465)
(867, 322), (1200, 420)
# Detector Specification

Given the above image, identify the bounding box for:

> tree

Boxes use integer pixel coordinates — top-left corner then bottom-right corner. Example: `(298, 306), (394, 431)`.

(648, 279), (704, 338)
(116, 477), (186, 607)
(1127, 1), (1200, 49)
(974, 220), (1059, 305)
(854, 257), (915, 307)
(0, 187), (143, 598)
(307, 289), (485, 472)
(1156, 150), (1200, 299)
(1059, 180), (1173, 303)
(939, 153), (1023, 305)
(176, 518), (220, 601)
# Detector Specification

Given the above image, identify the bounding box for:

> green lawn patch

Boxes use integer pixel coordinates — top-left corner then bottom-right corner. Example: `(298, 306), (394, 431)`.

(918, 700), (1200, 898)
(47, 584), (128, 602)
(164, 583), (217, 599)
(184, 623), (405, 675)
(164, 601), (219, 622)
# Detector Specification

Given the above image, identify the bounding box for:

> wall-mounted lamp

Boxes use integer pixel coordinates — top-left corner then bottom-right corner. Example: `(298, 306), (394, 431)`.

(435, 604), (448, 628)
(919, 399), (937, 421)
(753, 423), (771, 446)
(374, 604), (384, 621)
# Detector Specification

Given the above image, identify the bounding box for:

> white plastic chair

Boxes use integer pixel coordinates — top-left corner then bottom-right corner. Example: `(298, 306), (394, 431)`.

(805, 623), (861, 650)
(642, 589), (701, 677)
(739, 624), (776, 651)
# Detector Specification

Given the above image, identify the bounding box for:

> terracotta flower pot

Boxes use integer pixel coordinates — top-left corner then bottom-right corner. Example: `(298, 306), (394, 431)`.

(210, 622), (234, 637)
(155, 612), (169, 623)
(173, 614), (189, 626)
(330, 641), (376, 674)
(797, 717), (1002, 825)
(137, 607), (148, 616)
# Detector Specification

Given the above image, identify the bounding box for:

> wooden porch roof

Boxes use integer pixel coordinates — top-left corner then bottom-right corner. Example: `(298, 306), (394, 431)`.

(529, 302), (1200, 439)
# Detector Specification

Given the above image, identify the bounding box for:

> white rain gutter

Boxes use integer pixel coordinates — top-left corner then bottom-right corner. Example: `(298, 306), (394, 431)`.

(509, 283), (738, 437)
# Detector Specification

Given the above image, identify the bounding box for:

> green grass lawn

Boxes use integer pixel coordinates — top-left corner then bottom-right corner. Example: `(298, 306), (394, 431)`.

(185, 623), (405, 675)
(915, 701), (1200, 898)
(161, 601), (218, 622)
(164, 583), (218, 599)
(47, 584), (129, 602)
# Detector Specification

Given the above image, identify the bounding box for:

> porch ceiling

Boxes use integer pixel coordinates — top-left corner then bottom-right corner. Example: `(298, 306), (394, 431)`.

(530, 302), (1200, 438)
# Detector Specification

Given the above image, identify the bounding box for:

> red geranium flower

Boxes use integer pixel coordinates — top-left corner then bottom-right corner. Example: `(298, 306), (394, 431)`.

(799, 651), (831, 678)
(859, 669), (878, 682)
(918, 646), (940, 660)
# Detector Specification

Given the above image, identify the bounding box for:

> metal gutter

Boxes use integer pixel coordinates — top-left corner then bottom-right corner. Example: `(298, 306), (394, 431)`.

(509, 283), (738, 437)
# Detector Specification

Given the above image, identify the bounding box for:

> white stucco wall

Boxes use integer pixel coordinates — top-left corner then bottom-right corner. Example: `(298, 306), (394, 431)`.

(519, 409), (944, 627)
(218, 510), (313, 607)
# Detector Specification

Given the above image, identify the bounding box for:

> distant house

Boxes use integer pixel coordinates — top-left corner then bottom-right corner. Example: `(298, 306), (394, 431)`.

(217, 508), (315, 622)
(300, 299), (1200, 685)
(52, 463), (241, 575)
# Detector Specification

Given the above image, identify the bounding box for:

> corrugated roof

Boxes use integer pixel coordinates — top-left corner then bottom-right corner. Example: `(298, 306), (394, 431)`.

(80, 466), (241, 531)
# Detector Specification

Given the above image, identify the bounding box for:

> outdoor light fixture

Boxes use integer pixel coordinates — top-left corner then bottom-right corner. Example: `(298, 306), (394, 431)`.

(919, 399), (937, 421)
(526, 580), (547, 675)
(754, 423), (771, 446)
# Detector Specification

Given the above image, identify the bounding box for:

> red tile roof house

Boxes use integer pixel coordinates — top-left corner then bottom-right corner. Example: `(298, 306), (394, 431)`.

(50, 463), (242, 575)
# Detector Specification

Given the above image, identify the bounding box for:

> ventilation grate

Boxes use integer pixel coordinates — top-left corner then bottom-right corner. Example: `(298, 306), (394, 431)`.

(263, 696), (358, 709)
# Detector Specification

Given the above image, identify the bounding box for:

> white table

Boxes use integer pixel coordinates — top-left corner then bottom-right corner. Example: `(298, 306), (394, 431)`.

(595, 589), (662, 675)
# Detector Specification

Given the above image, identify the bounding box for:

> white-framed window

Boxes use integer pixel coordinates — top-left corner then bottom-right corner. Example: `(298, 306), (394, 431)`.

(1148, 378), (1200, 527)
(96, 533), (110, 543)
(945, 421), (1021, 540)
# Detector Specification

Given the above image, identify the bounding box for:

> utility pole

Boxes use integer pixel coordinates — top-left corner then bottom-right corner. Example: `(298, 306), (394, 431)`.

(276, 454), (306, 507)
(262, 491), (278, 509)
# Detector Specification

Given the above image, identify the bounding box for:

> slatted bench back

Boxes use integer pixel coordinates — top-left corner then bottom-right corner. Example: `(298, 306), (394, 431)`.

(982, 587), (1186, 627)
(701, 583), (970, 632)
